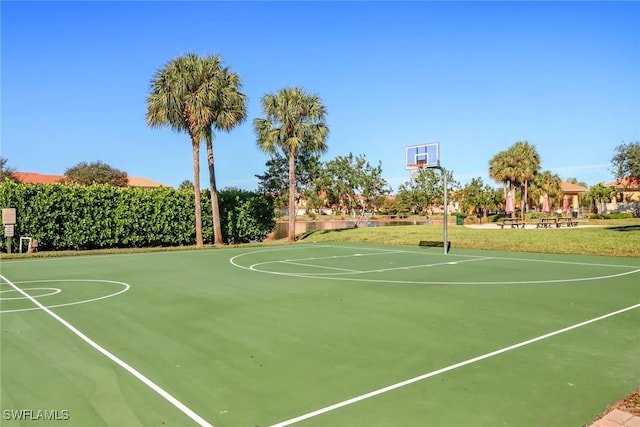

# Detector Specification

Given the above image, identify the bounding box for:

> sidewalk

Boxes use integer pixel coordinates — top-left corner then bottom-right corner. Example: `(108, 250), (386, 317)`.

(586, 409), (640, 427)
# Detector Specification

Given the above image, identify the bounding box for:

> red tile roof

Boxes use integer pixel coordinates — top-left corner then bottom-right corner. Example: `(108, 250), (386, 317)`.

(14, 172), (66, 184)
(560, 181), (588, 192)
(606, 177), (640, 188)
(13, 171), (169, 188)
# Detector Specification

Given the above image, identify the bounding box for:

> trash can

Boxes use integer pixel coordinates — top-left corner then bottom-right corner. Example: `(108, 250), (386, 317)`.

(456, 214), (465, 225)
(572, 211), (578, 218)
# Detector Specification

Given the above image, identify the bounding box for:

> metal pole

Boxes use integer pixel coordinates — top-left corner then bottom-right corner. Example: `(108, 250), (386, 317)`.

(442, 168), (448, 254)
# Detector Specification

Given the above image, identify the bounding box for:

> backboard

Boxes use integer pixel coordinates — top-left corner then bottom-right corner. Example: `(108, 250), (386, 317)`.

(405, 143), (440, 170)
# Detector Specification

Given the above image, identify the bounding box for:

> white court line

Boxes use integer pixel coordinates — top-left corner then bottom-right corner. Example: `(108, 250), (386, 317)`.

(248, 250), (404, 271)
(275, 256), (493, 276)
(316, 244), (640, 269)
(0, 274), (213, 427)
(231, 247), (640, 285)
(270, 302), (640, 427)
(280, 260), (362, 273)
(0, 279), (130, 314)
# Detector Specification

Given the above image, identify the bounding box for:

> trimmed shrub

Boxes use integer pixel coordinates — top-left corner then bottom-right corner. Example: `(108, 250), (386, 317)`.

(0, 180), (275, 251)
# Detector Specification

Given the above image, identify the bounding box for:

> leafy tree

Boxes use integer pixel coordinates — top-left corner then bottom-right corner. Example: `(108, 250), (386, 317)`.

(611, 141), (640, 180)
(254, 87), (329, 242)
(380, 197), (402, 216)
(318, 153), (390, 223)
(0, 157), (18, 182)
(177, 180), (194, 191)
(458, 177), (501, 219)
(147, 53), (231, 247)
(255, 148), (322, 212)
(585, 182), (614, 214)
(489, 141), (541, 218)
(396, 168), (458, 215)
(64, 161), (128, 186)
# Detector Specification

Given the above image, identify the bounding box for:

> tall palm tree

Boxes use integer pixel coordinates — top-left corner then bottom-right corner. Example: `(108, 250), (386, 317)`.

(200, 59), (247, 245)
(489, 141), (540, 219)
(512, 141), (541, 219)
(146, 53), (217, 248)
(529, 170), (562, 211)
(489, 150), (513, 214)
(254, 87), (329, 242)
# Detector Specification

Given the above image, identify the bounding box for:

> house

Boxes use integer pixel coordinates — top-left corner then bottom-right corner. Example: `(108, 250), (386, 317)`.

(13, 172), (65, 185)
(560, 181), (588, 213)
(125, 176), (171, 189)
(606, 177), (640, 202)
(12, 172), (169, 188)
(605, 177), (640, 214)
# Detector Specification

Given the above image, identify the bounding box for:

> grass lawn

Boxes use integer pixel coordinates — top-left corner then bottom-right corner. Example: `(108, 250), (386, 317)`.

(298, 218), (640, 258)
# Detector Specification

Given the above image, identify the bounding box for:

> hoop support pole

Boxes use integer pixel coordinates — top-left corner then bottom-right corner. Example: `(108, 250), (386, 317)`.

(435, 166), (448, 254)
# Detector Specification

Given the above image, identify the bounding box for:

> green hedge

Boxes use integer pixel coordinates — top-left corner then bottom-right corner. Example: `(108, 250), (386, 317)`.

(0, 180), (275, 251)
(587, 212), (634, 220)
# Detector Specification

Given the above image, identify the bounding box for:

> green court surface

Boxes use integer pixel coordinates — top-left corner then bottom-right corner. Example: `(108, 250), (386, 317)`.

(1, 243), (639, 427)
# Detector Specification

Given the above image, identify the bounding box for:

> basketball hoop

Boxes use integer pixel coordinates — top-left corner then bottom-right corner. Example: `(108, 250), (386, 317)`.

(405, 142), (448, 254)
(405, 143), (439, 170)
(406, 163), (425, 170)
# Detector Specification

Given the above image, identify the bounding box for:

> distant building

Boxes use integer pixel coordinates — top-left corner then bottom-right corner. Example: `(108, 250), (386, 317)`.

(12, 172), (170, 188)
(606, 177), (640, 203)
(605, 178), (640, 215)
(560, 181), (588, 212)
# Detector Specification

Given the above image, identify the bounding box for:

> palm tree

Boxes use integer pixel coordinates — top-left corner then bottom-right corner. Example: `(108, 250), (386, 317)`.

(512, 141), (541, 218)
(489, 141), (540, 219)
(254, 87), (329, 242)
(529, 170), (562, 211)
(146, 53), (215, 248)
(200, 58), (247, 245)
(489, 150), (513, 215)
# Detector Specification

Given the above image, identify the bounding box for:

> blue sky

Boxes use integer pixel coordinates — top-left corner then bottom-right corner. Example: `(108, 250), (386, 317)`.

(2, 1), (638, 191)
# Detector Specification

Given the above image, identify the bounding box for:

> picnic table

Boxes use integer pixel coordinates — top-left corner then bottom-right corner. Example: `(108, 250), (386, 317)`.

(497, 218), (525, 229)
(535, 217), (579, 228)
(536, 217), (558, 228)
(556, 217), (578, 227)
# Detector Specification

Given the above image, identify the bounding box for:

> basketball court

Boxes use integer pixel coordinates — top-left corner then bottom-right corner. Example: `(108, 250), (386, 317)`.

(1, 243), (638, 426)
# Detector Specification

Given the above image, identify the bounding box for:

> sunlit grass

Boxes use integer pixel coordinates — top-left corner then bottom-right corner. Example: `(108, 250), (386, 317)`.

(301, 219), (640, 258)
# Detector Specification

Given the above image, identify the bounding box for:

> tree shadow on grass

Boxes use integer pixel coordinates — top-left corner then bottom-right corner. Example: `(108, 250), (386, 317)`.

(606, 225), (640, 232)
(296, 228), (352, 240)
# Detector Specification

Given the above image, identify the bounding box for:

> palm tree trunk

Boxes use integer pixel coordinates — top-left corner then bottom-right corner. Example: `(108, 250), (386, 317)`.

(191, 137), (204, 248)
(206, 137), (223, 245)
(523, 180), (529, 220)
(510, 183), (516, 219)
(288, 152), (296, 242)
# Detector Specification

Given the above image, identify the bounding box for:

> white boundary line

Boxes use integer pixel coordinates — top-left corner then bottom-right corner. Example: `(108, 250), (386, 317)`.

(265, 256), (493, 276)
(0, 287), (61, 300)
(270, 302), (640, 427)
(0, 274), (214, 427)
(281, 260), (362, 273)
(230, 247), (640, 285)
(309, 244), (640, 269)
(0, 279), (131, 314)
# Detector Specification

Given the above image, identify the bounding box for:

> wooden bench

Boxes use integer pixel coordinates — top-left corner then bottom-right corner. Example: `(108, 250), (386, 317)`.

(536, 218), (558, 228)
(497, 218), (525, 229)
(556, 217), (578, 227)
